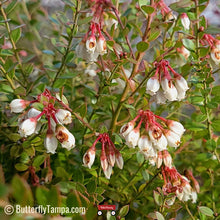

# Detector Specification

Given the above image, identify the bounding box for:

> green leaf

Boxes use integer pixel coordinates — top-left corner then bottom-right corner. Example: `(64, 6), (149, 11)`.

(78, 16), (93, 25)
(14, 86), (26, 96)
(36, 186), (49, 206)
(118, 205), (129, 217)
(15, 163), (29, 171)
(32, 155), (46, 167)
(86, 180), (97, 194)
(153, 191), (163, 206)
(148, 30), (161, 42)
(5, 1), (18, 14)
(0, 49), (14, 56)
(136, 152), (144, 164)
(56, 167), (70, 180)
(11, 175), (34, 206)
(62, 0), (75, 7)
(141, 6), (155, 14)
(138, 0), (148, 7)
(198, 206), (214, 217)
(183, 39), (195, 51)
(211, 119), (220, 132)
(206, 139), (216, 151)
(155, 211), (165, 220)
(42, 50), (55, 55)
(136, 41), (149, 52)
(11, 28), (21, 43)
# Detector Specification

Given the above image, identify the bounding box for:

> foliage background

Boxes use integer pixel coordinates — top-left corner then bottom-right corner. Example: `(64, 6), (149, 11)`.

(0, 0), (219, 219)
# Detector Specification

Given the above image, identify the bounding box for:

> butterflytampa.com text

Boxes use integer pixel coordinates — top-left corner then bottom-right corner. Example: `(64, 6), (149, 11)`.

(14, 205), (86, 215)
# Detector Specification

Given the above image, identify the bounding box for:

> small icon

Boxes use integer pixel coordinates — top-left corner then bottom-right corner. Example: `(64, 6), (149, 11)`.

(97, 210), (102, 215)
(97, 205), (116, 216)
(4, 205), (14, 215)
(111, 210), (116, 216)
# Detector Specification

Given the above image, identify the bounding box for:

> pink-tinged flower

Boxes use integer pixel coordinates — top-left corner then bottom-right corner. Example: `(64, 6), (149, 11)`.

(166, 120), (185, 137)
(177, 180), (192, 202)
(19, 118), (38, 137)
(161, 78), (178, 101)
(165, 196), (176, 206)
(125, 128), (140, 148)
(148, 125), (163, 142)
(103, 165), (112, 179)
(180, 13), (190, 30)
(164, 130), (181, 148)
(115, 151), (123, 169)
(27, 108), (41, 118)
(55, 125), (75, 150)
(163, 150), (172, 168)
(86, 35), (97, 53)
(153, 89), (166, 104)
(156, 151), (163, 168)
(191, 190), (197, 203)
(175, 76), (189, 91)
(138, 136), (152, 151)
(55, 109), (72, 125)
(10, 99), (30, 113)
(96, 35), (107, 55)
(120, 121), (135, 138)
(100, 150), (108, 172)
(2, 41), (12, 49)
(146, 77), (160, 95)
(44, 130), (58, 154)
(153, 134), (168, 151)
(177, 46), (190, 60)
(211, 46), (220, 65)
(76, 42), (99, 62)
(19, 50), (27, 57)
(83, 146), (96, 169)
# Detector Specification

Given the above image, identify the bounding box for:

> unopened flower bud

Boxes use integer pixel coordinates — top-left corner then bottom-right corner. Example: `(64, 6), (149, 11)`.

(163, 150), (172, 168)
(44, 130), (58, 154)
(181, 13), (190, 30)
(103, 165), (112, 179)
(156, 151), (163, 168)
(115, 152), (123, 169)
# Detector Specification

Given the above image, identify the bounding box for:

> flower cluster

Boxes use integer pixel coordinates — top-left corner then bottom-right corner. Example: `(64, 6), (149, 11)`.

(120, 110), (185, 168)
(162, 166), (199, 204)
(200, 33), (220, 65)
(83, 133), (123, 179)
(155, 0), (175, 21)
(76, 0), (114, 62)
(10, 89), (75, 154)
(146, 59), (189, 103)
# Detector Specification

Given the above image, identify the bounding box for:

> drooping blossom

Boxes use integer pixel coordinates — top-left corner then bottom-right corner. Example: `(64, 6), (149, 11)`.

(146, 59), (189, 103)
(10, 89), (75, 153)
(162, 166), (199, 203)
(120, 110), (186, 168)
(200, 34), (220, 65)
(83, 133), (123, 179)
